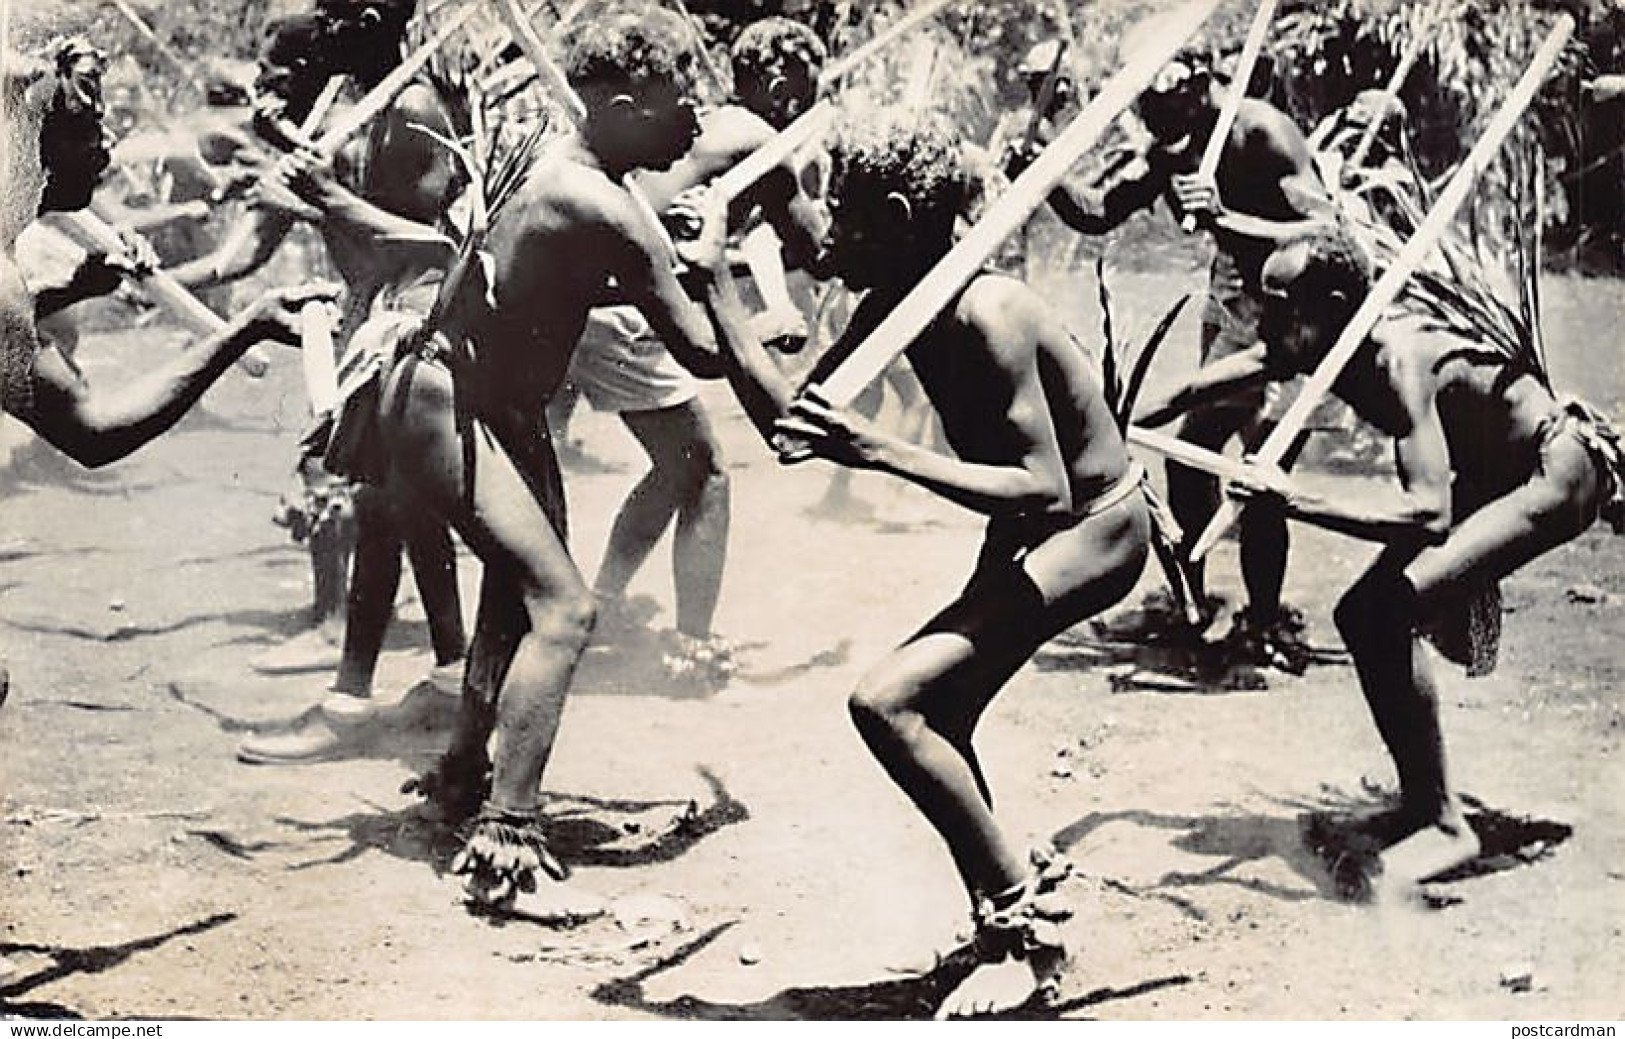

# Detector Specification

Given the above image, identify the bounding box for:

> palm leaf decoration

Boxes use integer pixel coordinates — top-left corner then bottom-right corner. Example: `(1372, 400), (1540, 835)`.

(1335, 129), (1552, 389)
(1097, 260), (1202, 624)
(414, 74), (551, 341)
(1095, 258), (1191, 431)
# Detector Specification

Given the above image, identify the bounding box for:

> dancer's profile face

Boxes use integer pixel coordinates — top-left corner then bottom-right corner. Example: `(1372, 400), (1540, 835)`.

(617, 83), (700, 170)
(38, 47), (111, 213)
(819, 179), (909, 291)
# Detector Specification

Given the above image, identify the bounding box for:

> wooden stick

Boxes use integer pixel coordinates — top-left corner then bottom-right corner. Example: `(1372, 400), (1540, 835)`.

(1346, 11), (1437, 171)
(115, 199), (210, 234)
(820, 0), (961, 88)
(670, 0), (727, 95)
(712, 101), (835, 204)
(301, 76), (348, 144)
(1128, 426), (1293, 487)
(51, 206), (275, 376)
(814, 0), (1222, 408)
(1023, 40), (1069, 152)
(48, 202), (272, 377)
(495, 0), (585, 124)
(469, 0), (549, 83)
(1180, 0), (1281, 233)
(494, 0), (675, 255)
(109, 0), (204, 95)
(313, 6), (478, 156)
(213, 75), (346, 282)
(1187, 14), (1575, 561)
(55, 207), (225, 335)
(901, 39), (941, 111)
(713, 0), (964, 204)
(299, 301), (339, 415)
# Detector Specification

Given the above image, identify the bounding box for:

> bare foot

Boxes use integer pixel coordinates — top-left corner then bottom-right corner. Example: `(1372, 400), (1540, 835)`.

(935, 946), (1064, 1020)
(1376, 819), (1481, 892)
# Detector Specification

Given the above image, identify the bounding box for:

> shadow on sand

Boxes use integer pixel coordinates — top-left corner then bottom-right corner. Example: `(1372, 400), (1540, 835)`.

(185, 766), (747, 880)
(1055, 786), (1574, 913)
(1, 913), (236, 1018)
(590, 923), (1192, 1021)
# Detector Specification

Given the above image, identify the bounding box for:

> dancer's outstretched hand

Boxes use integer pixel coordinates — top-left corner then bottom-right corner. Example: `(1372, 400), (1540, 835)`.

(238, 282), (343, 346)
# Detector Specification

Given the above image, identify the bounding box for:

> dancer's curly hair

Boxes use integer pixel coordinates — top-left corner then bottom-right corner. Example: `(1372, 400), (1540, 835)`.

(1275, 228), (1373, 312)
(563, 3), (699, 104)
(258, 0), (416, 96)
(830, 112), (969, 233)
(729, 17), (826, 86)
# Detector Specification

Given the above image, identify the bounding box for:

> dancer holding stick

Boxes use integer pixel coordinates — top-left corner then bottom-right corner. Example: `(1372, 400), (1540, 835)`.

(1185, 15), (1576, 562)
(169, 2), (473, 732)
(1004, 12), (1336, 663)
(676, 1), (1217, 1015)
(1133, 16), (1619, 894)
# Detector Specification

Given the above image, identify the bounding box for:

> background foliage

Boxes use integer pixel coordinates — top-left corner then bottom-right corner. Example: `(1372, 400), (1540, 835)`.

(14, 0), (1625, 269)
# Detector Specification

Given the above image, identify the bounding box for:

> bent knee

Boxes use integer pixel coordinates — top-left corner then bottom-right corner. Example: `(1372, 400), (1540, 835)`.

(525, 592), (597, 648)
(673, 441), (728, 491)
(1335, 568), (1415, 641)
(848, 679), (922, 745)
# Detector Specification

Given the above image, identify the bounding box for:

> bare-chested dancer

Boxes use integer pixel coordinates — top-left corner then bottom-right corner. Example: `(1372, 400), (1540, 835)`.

(379, 5), (732, 902)
(573, 15), (826, 679)
(683, 115), (1151, 1018)
(1007, 47), (1335, 665)
(1, 40), (326, 576)
(168, 2), (469, 755)
(0, 50), (327, 990)
(1137, 228), (1624, 893)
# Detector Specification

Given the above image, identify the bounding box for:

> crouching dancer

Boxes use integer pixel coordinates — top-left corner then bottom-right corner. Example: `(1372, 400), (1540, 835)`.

(1137, 229), (1623, 892)
(682, 116), (1151, 1018)
(2, 39), (328, 473)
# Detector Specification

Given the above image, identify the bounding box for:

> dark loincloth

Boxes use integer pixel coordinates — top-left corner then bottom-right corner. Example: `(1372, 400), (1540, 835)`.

(1423, 398), (1624, 677)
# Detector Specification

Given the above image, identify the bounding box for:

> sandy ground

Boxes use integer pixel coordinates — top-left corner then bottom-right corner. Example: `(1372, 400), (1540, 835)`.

(2, 269), (1623, 1021)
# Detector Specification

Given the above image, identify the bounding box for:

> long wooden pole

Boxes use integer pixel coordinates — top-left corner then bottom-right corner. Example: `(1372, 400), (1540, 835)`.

(1185, 14), (1575, 561)
(493, 0), (676, 255)
(670, 0), (727, 95)
(109, 0), (205, 95)
(712, 102), (835, 204)
(1180, 0), (1281, 233)
(1023, 41), (1069, 153)
(212, 75), (346, 288)
(51, 205), (272, 373)
(812, 0), (1223, 409)
(712, 0), (964, 204)
(299, 76), (348, 147)
(820, 0), (961, 88)
(313, 5), (478, 156)
(56, 207), (225, 335)
(1346, 11), (1438, 171)
(495, 0), (584, 124)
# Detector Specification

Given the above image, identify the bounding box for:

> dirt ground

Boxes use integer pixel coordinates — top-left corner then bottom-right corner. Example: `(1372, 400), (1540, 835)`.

(2, 267), (1623, 1021)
